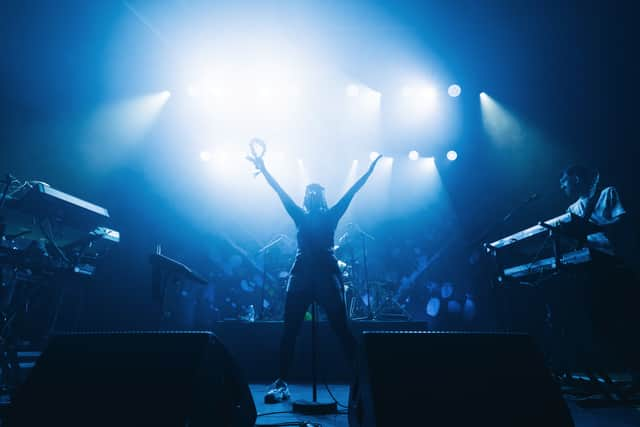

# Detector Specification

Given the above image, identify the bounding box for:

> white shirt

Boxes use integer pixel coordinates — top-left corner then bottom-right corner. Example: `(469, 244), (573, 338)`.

(567, 186), (626, 255)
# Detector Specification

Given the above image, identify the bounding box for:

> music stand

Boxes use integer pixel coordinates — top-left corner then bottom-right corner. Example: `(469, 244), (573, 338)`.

(149, 246), (207, 324)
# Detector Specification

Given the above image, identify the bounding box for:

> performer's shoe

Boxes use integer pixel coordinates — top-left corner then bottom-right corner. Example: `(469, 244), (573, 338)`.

(264, 378), (290, 404)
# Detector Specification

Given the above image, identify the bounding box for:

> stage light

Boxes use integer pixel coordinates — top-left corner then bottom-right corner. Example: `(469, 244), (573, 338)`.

(200, 151), (211, 162)
(400, 84), (438, 117)
(441, 282), (454, 299)
(369, 151), (380, 161)
(87, 90), (171, 149)
(419, 86), (437, 102)
(408, 150), (419, 161)
(346, 84), (360, 97)
(426, 297), (440, 317)
(362, 88), (382, 111)
(447, 84), (461, 97)
(479, 92), (531, 145)
(446, 150), (458, 161)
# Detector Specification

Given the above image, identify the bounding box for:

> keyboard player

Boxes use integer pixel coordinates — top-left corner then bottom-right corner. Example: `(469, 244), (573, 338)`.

(558, 164), (637, 377)
(559, 165), (626, 256)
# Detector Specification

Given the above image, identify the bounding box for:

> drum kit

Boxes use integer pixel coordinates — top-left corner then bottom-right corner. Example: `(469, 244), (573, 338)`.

(334, 224), (410, 321)
(223, 223), (412, 321)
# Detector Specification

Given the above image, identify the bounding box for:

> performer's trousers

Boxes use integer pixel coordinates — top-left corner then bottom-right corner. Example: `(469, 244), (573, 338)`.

(278, 270), (356, 381)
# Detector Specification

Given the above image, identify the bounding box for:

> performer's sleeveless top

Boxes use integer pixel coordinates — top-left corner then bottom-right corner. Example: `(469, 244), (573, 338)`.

(291, 210), (341, 275)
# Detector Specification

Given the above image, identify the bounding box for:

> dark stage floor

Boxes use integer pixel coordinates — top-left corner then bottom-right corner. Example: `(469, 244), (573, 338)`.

(0, 384), (638, 426)
(251, 383), (640, 427)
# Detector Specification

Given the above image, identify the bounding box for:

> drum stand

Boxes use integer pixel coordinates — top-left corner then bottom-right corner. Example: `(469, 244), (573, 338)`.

(349, 232), (374, 320)
(372, 288), (411, 320)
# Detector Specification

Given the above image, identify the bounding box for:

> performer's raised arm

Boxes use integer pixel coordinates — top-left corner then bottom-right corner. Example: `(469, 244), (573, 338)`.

(248, 155), (304, 223)
(331, 154), (383, 220)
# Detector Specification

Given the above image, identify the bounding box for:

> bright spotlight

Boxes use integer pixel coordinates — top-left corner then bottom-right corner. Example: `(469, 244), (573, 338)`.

(346, 84), (360, 97)
(480, 92), (530, 145)
(408, 150), (419, 161)
(446, 150), (458, 161)
(362, 89), (382, 111)
(448, 84), (462, 97)
(419, 86), (437, 101)
(401, 84), (438, 113)
(87, 90), (172, 147)
(369, 151), (380, 161)
(200, 151), (211, 162)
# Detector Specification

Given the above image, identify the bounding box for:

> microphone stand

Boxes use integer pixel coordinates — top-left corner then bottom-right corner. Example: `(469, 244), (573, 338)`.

(472, 193), (540, 252)
(292, 298), (337, 415)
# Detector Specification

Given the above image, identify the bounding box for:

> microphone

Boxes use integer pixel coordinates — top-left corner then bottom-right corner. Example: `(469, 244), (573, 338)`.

(502, 193), (541, 222)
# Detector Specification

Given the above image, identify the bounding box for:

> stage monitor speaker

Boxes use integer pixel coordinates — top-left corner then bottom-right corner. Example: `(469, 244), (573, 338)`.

(7, 331), (256, 427)
(349, 331), (573, 427)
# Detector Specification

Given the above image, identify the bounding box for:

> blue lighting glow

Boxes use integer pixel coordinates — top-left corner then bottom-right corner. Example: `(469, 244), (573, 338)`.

(446, 150), (458, 161)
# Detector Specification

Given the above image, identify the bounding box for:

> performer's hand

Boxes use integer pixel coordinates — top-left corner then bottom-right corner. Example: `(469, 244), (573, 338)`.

(369, 154), (383, 171)
(247, 138), (267, 173)
(246, 154), (265, 171)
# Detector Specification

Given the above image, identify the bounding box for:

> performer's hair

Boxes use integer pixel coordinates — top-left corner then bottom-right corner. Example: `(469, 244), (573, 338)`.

(303, 183), (328, 211)
(562, 164), (600, 196)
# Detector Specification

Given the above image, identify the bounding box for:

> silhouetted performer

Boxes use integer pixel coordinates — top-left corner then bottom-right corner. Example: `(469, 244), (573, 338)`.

(560, 165), (626, 255)
(247, 144), (382, 403)
(557, 165), (638, 375)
